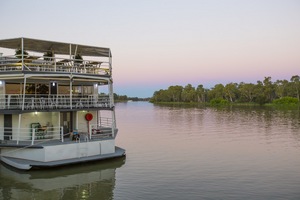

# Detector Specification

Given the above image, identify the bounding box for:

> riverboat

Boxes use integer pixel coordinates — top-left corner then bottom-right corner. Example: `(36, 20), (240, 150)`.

(0, 37), (125, 170)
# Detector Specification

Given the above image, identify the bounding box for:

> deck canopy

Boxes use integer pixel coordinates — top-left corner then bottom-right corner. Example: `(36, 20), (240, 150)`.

(0, 37), (111, 57)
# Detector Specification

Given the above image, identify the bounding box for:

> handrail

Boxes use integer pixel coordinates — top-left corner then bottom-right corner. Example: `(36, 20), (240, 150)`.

(0, 55), (111, 75)
(0, 94), (111, 110)
(90, 117), (115, 138)
(0, 124), (114, 145)
(90, 118), (114, 131)
(0, 126), (62, 145)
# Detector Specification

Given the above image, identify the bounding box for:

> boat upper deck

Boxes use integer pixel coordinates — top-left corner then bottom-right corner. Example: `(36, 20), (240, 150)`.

(0, 37), (112, 77)
(0, 55), (111, 77)
(0, 37), (115, 113)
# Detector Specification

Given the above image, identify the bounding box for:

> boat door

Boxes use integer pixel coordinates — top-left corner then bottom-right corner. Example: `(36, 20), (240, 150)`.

(60, 112), (73, 137)
(4, 114), (12, 140)
(50, 82), (57, 95)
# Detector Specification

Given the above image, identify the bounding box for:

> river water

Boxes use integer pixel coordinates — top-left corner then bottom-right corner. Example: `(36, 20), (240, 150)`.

(1, 102), (300, 200)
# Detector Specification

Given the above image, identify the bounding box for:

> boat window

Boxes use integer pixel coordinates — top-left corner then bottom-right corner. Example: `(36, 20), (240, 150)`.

(5, 83), (21, 94)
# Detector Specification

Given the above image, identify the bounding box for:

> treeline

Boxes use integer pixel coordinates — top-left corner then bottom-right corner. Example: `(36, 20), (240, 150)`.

(114, 93), (149, 101)
(150, 75), (300, 105)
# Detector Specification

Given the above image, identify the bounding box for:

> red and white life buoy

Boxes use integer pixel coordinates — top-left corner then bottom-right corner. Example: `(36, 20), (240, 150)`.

(85, 113), (93, 121)
(85, 113), (93, 136)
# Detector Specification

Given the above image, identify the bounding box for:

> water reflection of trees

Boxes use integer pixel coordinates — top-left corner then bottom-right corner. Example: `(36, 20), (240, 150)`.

(154, 104), (300, 143)
(214, 107), (300, 143)
(0, 157), (125, 200)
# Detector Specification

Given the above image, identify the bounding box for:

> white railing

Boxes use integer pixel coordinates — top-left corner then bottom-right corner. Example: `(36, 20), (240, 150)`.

(0, 55), (111, 75)
(0, 94), (111, 110)
(0, 122), (115, 146)
(98, 117), (114, 127)
(0, 126), (63, 145)
(89, 117), (116, 139)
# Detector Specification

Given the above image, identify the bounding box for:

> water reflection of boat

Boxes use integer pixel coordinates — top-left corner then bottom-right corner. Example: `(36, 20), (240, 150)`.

(0, 157), (125, 199)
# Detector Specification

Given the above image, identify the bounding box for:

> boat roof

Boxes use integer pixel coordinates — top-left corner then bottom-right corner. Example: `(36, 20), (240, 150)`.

(0, 37), (111, 57)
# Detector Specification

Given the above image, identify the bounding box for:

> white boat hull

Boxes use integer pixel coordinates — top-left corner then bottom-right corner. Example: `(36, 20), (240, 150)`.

(0, 141), (125, 170)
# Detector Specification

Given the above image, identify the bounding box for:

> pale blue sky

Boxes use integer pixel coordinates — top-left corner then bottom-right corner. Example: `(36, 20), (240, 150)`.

(1, 0), (299, 97)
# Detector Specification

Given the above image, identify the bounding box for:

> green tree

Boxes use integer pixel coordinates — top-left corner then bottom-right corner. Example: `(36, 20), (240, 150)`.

(181, 84), (196, 102)
(290, 75), (300, 101)
(208, 84), (224, 100)
(275, 79), (289, 99)
(151, 89), (169, 102)
(196, 84), (206, 103)
(262, 76), (275, 102)
(224, 83), (238, 102)
(168, 85), (183, 102)
(150, 74), (300, 104)
(239, 82), (256, 102)
(254, 81), (267, 105)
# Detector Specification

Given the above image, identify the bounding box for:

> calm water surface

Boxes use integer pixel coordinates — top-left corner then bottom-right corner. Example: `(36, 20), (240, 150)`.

(1, 102), (300, 200)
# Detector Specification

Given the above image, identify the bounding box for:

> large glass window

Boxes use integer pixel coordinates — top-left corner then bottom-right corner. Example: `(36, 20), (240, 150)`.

(24, 83), (49, 95)
(5, 83), (21, 94)
(58, 85), (70, 94)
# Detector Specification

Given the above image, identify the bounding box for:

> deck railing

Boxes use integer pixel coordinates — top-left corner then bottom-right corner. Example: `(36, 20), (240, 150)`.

(98, 117), (114, 127)
(0, 55), (110, 75)
(89, 117), (116, 139)
(0, 126), (62, 145)
(0, 94), (112, 110)
(0, 122), (115, 146)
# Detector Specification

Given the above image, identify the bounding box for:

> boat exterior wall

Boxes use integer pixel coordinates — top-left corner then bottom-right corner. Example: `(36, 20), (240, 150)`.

(44, 140), (115, 162)
(1, 148), (45, 161)
(21, 112), (60, 139)
(0, 112), (60, 140)
(21, 112), (60, 128)
(1, 139), (115, 162)
(77, 110), (97, 132)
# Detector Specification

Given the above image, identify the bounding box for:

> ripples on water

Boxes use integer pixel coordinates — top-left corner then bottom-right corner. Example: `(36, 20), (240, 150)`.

(1, 102), (299, 200)
(114, 102), (300, 200)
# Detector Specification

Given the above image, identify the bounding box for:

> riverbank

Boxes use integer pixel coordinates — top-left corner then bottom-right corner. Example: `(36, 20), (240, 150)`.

(150, 101), (300, 109)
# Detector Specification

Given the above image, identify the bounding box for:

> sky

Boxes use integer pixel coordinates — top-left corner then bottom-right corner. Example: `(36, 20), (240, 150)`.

(0, 0), (299, 97)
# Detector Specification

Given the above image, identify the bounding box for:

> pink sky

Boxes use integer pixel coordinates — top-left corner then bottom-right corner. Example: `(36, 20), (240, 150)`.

(1, 0), (299, 97)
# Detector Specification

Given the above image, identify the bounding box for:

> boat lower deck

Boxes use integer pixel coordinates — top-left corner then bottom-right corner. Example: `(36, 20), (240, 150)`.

(1, 146), (125, 170)
(0, 131), (115, 148)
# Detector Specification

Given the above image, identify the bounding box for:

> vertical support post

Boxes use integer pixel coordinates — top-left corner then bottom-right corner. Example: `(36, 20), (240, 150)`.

(17, 114), (21, 145)
(108, 79), (116, 137)
(22, 76), (27, 110)
(94, 83), (98, 106)
(111, 110), (116, 138)
(31, 129), (35, 145)
(61, 126), (64, 142)
(54, 58), (56, 72)
(109, 49), (112, 75)
(99, 110), (101, 127)
(17, 132), (19, 145)
(70, 76), (72, 109)
(108, 80), (114, 108)
(108, 50), (115, 138)
(89, 123), (92, 140)
(69, 44), (72, 59)
(21, 38), (24, 71)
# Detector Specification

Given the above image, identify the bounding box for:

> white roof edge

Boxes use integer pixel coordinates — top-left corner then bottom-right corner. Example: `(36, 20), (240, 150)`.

(0, 37), (111, 57)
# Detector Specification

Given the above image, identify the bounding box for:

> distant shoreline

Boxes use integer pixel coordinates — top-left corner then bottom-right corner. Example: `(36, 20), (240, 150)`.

(150, 101), (300, 109)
